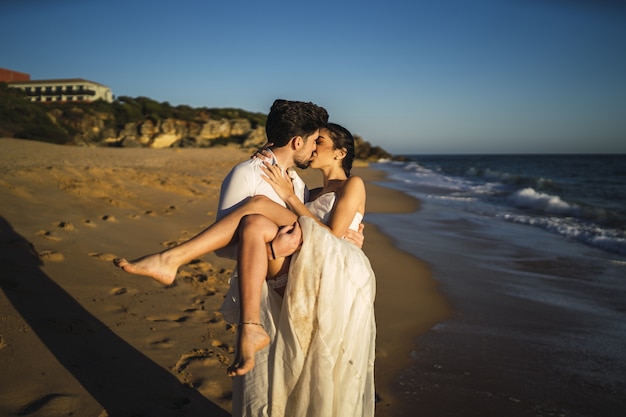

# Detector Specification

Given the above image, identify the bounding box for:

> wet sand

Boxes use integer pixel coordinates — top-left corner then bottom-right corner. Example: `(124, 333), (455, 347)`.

(367, 198), (626, 417)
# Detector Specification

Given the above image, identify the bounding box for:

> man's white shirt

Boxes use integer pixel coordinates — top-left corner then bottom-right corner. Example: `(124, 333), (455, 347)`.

(215, 151), (308, 259)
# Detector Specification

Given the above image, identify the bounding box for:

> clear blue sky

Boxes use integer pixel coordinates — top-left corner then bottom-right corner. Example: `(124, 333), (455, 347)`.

(2, 0), (625, 154)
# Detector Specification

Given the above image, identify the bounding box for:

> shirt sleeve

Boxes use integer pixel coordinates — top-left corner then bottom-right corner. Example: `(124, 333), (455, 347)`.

(214, 162), (257, 259)
(217, 162), (255, 221)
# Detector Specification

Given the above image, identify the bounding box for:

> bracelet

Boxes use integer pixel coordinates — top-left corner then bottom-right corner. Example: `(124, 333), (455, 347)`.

(269, 241), (276, 260)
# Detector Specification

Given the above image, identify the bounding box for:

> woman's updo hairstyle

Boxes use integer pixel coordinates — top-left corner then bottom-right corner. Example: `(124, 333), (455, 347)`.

(326, 122), (355, 177)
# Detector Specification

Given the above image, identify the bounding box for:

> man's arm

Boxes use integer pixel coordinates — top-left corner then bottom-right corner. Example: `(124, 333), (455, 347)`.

(214, 164), (255, 259)
(267, 222), (364, 261)
(266, 222), (302, 259)
(343, 223), (365, 248)
(216, 164), (254, 220)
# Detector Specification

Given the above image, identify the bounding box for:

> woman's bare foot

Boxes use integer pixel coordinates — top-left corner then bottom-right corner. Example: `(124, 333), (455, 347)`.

(113, 253), (178, 285)
(227, 322), (270, 377)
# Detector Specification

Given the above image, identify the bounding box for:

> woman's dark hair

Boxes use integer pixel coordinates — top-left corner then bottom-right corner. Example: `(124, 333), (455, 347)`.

(326, 122), (355, 177)
(265, 99), (329, 147)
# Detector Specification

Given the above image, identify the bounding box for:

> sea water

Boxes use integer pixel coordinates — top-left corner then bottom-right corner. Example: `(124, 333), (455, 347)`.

(371, 154), (626, 257)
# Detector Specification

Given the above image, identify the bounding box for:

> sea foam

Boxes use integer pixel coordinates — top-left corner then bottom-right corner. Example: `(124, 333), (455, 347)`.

(508, 187), (576, 215)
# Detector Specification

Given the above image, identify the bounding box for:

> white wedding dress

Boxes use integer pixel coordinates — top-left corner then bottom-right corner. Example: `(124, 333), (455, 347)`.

(221, 193), (376, 417)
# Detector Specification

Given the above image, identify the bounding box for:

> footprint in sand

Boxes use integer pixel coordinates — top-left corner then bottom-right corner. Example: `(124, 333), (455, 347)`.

(191, 296), (206, 306)
(181, 308), (209, 320)
(82, 219), (97, 227)
(39, 250), (64, 262)
(205, 315), (236, 334)
(36, 222), (76, 241)
(172, 348), (215, 374)
(210, 339), (234, 353)
(55, 221), (75, 231)
(149, 337), (175, 349)
(109, 287), (127, 296)
(187, 259), (214, 272)
(128, 210), (157, 219)
(171, 349), (230, 388)
(206, 311), (225, 323)
(36, 230), (62, 241)
(89, 252), (118, 261)
(101, 214), (116, 222)
(145, 314), (189, 323)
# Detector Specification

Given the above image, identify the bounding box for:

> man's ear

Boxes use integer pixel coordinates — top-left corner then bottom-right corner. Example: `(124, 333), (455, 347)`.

(291, 136), (302, 150)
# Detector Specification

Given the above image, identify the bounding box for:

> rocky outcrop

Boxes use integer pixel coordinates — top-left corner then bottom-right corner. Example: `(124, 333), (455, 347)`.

(49, 109), (267, 148)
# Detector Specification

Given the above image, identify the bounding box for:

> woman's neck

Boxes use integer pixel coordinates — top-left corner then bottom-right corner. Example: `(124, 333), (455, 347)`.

(321, 166), (347, 192)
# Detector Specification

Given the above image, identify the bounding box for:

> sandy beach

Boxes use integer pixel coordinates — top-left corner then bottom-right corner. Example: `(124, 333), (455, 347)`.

(0, 138), (449, 416)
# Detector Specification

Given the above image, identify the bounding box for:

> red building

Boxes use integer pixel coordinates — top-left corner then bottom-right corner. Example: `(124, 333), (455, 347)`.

(0, 68), (30, 82)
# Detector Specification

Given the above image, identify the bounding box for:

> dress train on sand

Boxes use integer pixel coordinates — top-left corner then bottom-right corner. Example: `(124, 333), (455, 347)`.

(270, 216), (376, 417)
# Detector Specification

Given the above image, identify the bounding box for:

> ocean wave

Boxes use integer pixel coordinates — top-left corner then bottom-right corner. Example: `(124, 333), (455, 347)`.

(392, 162), (474, 193)
(375, 156), (626, 258)
(508, 187), (577, 215)
(501, 213), (626, 255)
(463, 166), (558, 191)
(402, 161), (433, 174)
(398, 160), (560, 196)
(431, 195), (478, 202)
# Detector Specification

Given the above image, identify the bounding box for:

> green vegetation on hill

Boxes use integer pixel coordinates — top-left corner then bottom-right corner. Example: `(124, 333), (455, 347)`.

(109, 96), (267, 129)
(0, 82), (72, 143)
(0, 82), (391, 160)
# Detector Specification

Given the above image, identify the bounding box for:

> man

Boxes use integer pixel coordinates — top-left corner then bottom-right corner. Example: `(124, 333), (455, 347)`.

(217, 99), (363, 416)
(217, 99), (325, 416)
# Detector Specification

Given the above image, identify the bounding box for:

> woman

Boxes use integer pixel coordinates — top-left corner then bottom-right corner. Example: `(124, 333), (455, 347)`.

(259, 124), (376, 417)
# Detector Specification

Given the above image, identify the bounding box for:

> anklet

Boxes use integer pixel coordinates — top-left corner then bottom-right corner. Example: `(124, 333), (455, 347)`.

(238, 322), (263, 327)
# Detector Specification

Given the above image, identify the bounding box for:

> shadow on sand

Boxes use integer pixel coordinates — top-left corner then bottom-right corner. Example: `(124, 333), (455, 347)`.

(0, 217), (230, 416)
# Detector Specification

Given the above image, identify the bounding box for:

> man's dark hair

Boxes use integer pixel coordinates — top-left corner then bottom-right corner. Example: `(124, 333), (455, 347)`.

(266, 99), (329, 147)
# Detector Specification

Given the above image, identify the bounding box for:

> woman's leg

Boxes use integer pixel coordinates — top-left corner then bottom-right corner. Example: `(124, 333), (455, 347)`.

(227, 214), (285, 377)
(114, 195), (298, 285)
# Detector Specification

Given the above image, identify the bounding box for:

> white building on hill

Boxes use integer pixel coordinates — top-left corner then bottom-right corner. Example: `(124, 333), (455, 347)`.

(8, 78), (113, 103)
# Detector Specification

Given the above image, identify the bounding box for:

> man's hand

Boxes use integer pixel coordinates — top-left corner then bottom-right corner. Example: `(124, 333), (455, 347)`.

(343, 223), (365, 248)
(268, 222), (302, 259)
